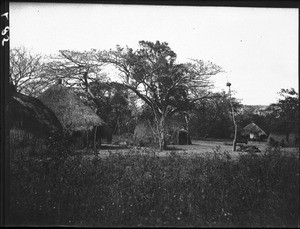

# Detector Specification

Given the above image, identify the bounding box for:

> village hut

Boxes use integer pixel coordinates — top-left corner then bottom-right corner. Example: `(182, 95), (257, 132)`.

(268, 132), (299, 147)
(133, 120), (192, 146)
(242, 122), (267, 141)
(9, 91), (63, 136)
(38, 83), (107, 148)
(8, 91), (63, 157)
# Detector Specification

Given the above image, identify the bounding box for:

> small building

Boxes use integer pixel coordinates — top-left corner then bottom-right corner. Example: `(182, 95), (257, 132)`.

(38, 83), (111, 148)
(133, 120), (192, 146)
(9, 91), (63, 136)
(9, 91), (63, 156)
(242, 122), (267, 141)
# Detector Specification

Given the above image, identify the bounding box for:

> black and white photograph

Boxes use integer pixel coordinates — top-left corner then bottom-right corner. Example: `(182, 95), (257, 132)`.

(1, 1), (299, 227)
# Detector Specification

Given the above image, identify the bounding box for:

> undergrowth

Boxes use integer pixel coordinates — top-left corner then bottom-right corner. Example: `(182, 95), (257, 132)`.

(8, 132), (299, 227)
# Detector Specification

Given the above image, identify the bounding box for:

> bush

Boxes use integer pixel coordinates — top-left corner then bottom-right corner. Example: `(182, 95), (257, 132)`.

(8, 142), (299, 227)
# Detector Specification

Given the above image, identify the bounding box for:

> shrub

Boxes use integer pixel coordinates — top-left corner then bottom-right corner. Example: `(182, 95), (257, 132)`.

(8, 143), (299, 227)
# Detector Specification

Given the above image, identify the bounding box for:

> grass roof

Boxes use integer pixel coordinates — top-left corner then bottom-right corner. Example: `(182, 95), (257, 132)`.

(243, 122), (267, 136)
(9, 91), (63, 135)
(38, 84), (105, 132)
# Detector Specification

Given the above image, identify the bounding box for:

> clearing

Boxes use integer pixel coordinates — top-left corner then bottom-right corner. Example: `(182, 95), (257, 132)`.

(92, 139), (299, 159)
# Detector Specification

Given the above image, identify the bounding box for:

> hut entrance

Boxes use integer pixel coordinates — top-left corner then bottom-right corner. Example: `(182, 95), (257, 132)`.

(178, 131), (191, 145)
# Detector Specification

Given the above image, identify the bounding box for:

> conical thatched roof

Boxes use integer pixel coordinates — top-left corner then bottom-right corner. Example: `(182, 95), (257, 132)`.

(38, 84), (105, 132)
(243, 122), (267, 136)
(9, 91), (63, 135)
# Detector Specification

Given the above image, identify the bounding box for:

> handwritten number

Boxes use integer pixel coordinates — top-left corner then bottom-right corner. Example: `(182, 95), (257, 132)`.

(1, 12), (9, 46)
(2, 37), (9, 46)
(1, 12), (9, 20)
(1, 26), (9, 36)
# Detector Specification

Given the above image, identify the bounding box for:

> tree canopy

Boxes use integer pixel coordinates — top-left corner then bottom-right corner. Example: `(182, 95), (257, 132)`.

(266, 88), (299, 134)
(97, 40), (223, 149)
(9, 47), (47, 96)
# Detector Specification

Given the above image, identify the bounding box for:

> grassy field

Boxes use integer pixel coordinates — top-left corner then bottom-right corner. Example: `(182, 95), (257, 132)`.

(8, 132), (299, 227)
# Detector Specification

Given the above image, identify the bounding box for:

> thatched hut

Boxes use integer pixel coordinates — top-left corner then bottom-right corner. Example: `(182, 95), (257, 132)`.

(134, 120), (191, 146)
(241, 122), (267, 141)
(38, 83), (107, 148)
(9, 91), (63, 136)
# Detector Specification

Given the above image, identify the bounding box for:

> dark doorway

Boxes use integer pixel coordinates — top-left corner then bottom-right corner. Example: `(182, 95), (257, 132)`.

(178, 131), (192, 145)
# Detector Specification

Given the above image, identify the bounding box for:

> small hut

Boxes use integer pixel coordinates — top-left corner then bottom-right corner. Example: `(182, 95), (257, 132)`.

(134, 120), (192, 146)
(242, 122), (267, 141)
(9, 91), (63, 136)
(8, 91), (63, 156)
(38, 83), (107, 148)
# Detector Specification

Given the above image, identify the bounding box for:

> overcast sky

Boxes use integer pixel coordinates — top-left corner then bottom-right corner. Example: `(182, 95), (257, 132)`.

(9, 2), (299, 105)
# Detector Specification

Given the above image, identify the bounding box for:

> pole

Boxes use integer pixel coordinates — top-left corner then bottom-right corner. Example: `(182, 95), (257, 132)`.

(227, 83), (237, 151)
(185, 113), (189, 145)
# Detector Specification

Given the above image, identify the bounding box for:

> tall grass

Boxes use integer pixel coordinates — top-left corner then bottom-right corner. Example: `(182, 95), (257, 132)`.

(8, 133), (299, 227)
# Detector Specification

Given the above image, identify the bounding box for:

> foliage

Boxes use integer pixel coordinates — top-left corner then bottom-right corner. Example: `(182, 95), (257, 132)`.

(265, 88), (299, 134)
(9, 141), (299, 227)
(98, 40), (223, 149)
(9, 43), (223, 146)
(44, 49), (110, 111)
(9, 47), (50, 96)
(236, 105), (269, 134)
(189, 91), (242, 139)
(85, 81), (136, 134)
(45, 49), (107, 89)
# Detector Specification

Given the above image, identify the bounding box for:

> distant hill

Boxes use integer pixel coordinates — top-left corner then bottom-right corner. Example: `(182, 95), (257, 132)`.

(241, 105), (269, 116)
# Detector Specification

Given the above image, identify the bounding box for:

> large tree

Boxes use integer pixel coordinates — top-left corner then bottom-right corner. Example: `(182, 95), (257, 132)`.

(9, 47), (49, 96)
(266, 88), (299, 137)
(97, 41), (222, 150)
(43, 49), (138, 132)
(86, 81), (137, 134)
(189, 91), (242, 139)
(44, 49), (109, 112)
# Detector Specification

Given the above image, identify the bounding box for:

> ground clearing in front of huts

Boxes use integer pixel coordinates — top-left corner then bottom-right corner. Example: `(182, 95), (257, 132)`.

(89, 138), (299, 159)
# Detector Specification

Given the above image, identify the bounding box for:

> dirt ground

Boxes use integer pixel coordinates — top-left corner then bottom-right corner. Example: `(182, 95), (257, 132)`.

(94, 139), (299, 159)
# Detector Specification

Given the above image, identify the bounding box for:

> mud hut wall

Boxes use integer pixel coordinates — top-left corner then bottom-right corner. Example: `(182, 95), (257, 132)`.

(134, 120), (191, 145)
(288, 133), (299, 146)
(133, 121), (157, 144)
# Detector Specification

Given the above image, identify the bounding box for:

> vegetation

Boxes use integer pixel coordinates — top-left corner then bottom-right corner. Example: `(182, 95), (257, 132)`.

(9, 133), (299, 227)
(9, 46), (298, 142)
(266, 88), (299, 135)
(8, 43), (299, 227)
(9, 47), (49, 96)
(188, 91), (242, 139)
(9, 44), (222, 149)
(98, 41), (222, 150)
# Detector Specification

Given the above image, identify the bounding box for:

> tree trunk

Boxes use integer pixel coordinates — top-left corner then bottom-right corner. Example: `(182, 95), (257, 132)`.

(93, 126), (97, 150)
(86, 129), (89, 148)
(185, 113), (189, 145)
(228, 86), (237, 151)
(156, 116), (166, 151)
(233, 123), (237, 151)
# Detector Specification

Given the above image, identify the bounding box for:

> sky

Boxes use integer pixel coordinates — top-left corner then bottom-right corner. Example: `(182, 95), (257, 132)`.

(9, 2), (299, 105)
